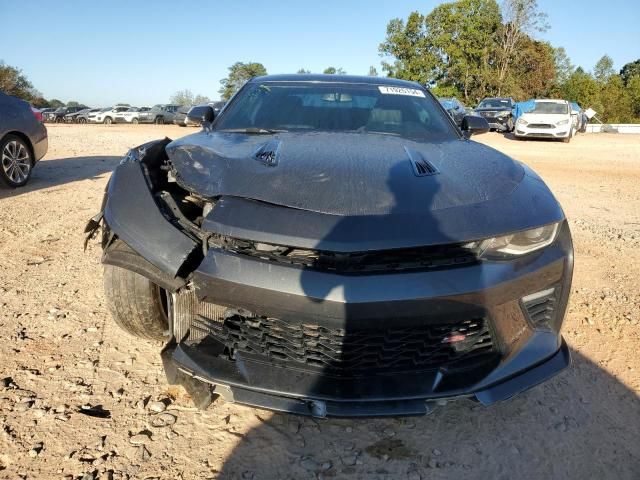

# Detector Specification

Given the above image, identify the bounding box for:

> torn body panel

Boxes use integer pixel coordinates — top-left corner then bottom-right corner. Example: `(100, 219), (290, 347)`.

(102, 146), (199, 278)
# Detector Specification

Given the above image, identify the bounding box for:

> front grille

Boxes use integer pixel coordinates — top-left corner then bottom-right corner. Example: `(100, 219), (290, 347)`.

(215, 238), (479, 274)
(191, 314), (496, 376)
(528, 123), (554, 129)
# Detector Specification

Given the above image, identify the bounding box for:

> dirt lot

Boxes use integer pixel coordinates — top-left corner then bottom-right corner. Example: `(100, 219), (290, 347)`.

(1, 124), (639, 480)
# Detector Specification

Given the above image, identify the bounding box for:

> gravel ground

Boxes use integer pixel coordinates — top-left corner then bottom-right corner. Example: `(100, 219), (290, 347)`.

(1, 124), (639, 480)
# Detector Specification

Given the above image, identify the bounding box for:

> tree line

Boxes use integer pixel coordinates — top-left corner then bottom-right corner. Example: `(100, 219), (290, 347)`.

(378, 0), (640, 123)
(2, 0), (639, 123)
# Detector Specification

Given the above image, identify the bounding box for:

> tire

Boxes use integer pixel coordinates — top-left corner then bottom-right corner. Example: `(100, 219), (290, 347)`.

(132, 118), (139, 125)
(103, 264), (169, 341)
(506, 118), (514, 132)
(562, 134), (571, 143)
(155, 116), (164, 125)
(103, 116), (113, 125)
(55, 117), (63, 123)
(0, 134), (34, 188)
(78, 118), (87, 124)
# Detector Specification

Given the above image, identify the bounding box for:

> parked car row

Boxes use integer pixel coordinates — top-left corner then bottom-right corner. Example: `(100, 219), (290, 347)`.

(437, 95), (589, 142)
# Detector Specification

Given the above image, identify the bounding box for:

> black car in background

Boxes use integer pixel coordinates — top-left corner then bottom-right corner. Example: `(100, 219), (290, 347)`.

(64, 108), (95, 123)
(173, 105), (193, 126)
(475, 97), (515, 132)
(44, 106), (86, 123)
(0, 91), (48, 188)
(89, 74), (573, 417)
(438, 97), (468, 126)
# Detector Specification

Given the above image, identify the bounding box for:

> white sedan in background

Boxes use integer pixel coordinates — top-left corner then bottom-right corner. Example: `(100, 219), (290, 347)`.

(89, 106), (131, 125)
(515, 99), (575, 143)
(114, 107), (150, 124)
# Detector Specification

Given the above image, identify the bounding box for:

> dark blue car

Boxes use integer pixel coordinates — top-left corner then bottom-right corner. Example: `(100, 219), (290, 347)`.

(88, 74), (573, 417)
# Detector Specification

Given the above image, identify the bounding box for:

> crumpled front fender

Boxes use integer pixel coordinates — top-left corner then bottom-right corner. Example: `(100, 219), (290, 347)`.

(100, 140), (199, 278)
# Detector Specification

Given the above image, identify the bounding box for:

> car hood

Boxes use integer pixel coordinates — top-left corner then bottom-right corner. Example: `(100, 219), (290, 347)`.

(520, 113), (569, 123)
(166, 131), (524, 217)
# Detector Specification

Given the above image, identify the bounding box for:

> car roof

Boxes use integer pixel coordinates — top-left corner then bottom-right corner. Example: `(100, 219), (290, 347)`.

(535, 99), (569, 103)
(250, 74), (423, 89)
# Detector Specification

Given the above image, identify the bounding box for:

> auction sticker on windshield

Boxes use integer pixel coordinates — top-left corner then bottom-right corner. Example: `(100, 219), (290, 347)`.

(378, 86), (425, 97)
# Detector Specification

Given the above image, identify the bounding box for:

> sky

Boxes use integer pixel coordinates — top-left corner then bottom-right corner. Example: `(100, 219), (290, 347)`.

(1, 0), (638, 106)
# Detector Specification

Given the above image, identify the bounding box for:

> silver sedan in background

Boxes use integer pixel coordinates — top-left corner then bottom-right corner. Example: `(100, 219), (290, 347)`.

(0, 92), (48, 188)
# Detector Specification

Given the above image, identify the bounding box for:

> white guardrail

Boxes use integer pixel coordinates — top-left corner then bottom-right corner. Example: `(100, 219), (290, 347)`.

(585, 124), (640, 133)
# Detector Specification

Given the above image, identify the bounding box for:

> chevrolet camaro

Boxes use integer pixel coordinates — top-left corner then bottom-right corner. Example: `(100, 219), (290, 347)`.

(86, 75), (573, 417)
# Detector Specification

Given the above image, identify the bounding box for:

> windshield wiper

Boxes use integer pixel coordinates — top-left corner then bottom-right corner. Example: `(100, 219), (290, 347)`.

(217, 127), (287, 134)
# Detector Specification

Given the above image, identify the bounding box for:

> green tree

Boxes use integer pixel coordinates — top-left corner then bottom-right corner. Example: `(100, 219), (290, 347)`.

(297, 68), (311, 74)
(66, 101), (82, 107)
(599, 75), (632, 122)
(496, 0), (549, 94)
(323, 67), (346, 74)
(379, 1), (502, 102)
(368, 66), (379, 76)
(170, 89), (194, 105)
(379, 12), (435, 83)
(193, 94), (211, 105)
(507, 39), (555, 100)
(620, 60), (640, 86)
(560, 68), (602, 113)
(594, 54), (615, 83)
(626, 75), (640, 118)
(553, 47), (574, 86)
(430, 84), (462, 98)
(0, 61), (34, 100)
(219, 62), (267, 100)
(48, 99), (65, 108)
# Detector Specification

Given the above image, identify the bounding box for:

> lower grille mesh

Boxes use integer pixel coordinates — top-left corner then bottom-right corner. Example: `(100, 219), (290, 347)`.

(191, 314), (495, 375)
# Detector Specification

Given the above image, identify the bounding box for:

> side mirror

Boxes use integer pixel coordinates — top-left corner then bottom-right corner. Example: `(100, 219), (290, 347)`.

(187, 105), (215, 126)
(461, 115), (489, 137)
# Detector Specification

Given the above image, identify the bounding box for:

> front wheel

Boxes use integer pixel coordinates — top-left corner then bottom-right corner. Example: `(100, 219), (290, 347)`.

(132, 118), (139, 124)
(103, 116), (113, 125)
(0, 135), (33, 188)
(103, 264), (169, 341)
(78, 117), (87, 124)
(155, 116), (164, 125)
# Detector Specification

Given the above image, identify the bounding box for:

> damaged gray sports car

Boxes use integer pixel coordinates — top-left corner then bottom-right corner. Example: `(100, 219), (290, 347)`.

(86, 74), (573, 417)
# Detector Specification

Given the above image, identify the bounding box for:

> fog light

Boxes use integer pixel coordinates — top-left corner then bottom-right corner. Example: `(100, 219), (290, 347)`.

(521, 287), (557, 330)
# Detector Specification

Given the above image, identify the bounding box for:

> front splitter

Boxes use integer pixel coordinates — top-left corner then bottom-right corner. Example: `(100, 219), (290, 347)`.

(161, 339), (570, 418)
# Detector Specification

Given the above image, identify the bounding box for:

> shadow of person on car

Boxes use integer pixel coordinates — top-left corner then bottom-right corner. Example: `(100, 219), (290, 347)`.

(215, 140), (640, 478)
(0, 155), (120, 199)
(217, 152), (487, 478)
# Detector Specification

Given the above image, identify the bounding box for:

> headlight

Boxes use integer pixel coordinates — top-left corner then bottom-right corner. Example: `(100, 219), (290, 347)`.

(556, 119), (570, 126)
(516, 118), (528, 126)
(497, 111), (511, 118)
(477, 223), (560, 259)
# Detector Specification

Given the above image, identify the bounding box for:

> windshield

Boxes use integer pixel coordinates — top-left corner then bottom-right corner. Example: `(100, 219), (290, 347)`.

(478, 99), (511, 109)
(215, 82), (457, 140)
(531, 102), (569, 114)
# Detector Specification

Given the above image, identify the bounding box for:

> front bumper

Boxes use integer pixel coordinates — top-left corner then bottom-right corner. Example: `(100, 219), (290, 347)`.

(168, 337), (570, 416)
(515, 125), (570, 139)
(478, 114), (511, 131)
(165, 221), (573, 417)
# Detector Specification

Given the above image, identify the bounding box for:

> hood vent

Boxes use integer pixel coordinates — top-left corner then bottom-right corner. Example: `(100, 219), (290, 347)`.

(253, 139), (281, 167)
(405, 147), (438, 177)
